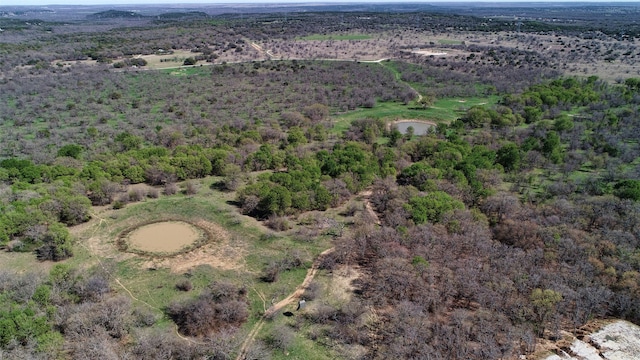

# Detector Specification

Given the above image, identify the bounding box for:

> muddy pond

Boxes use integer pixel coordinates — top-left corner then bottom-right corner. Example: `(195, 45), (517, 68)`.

(394, 121), (433, 135)
(127, 221), (201, 253)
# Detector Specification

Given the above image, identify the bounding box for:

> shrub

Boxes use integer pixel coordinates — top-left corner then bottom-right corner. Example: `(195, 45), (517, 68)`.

(266, 215), (291, 231)
(167, 282), (248, 336)
(184, 181), (198, 195)
(112, 200), (126, 210)
(176, 279), (193, 292)
(164, 183), (178, 195)
(128, 188), (145, 202)
(264, 324), (295, 351)
(146, 188), (159, 199)
(260, 262), (281, 283)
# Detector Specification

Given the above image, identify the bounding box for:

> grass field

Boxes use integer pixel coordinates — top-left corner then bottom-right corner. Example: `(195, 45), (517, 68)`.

(331, 96), (498, 134)
(138, 50), (204, 70)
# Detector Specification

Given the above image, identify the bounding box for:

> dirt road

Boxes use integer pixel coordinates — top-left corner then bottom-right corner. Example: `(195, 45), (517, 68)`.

(235, 247), (335, 360)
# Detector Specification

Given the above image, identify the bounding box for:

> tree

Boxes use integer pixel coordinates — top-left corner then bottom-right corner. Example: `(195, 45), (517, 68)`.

(523, 106), (542, 123)
(183, 57), (197, 66)
(397, 162), (440, 191)
(405, 191), (464, 224)
(303, 103), (329, 122)
(388, 127), (402, 147)
(115, 132), (142, 151)
(260, 185), (292, 216)
(496, 143), (521, 171)
(542, 131), (563, 163)
(57, 144), (83, 159)
(287, 126), (307, 146)
(417, 95), (435, 109)
(530, 288), (562, 336)
(554, 115), (574, 132)
(35, 223), (73, 261)
(404, 126), (414, 140)
(614, 180), (640, 201)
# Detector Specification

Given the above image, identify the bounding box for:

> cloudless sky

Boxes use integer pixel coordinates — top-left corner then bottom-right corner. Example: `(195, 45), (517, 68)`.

(3, 0), (635, 6)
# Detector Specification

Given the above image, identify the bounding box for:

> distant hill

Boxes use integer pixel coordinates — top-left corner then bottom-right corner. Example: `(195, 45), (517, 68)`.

(87, 10), (145, 20)
(87, 10), (209, 20)
(157, 11), (208, 20)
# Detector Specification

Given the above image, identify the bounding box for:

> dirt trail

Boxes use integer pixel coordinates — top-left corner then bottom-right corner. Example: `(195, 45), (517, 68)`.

(235, 247), (335, 360)
(250, 42), (274, 59)
(235, 190), (382, 359)
(360, 190), (381, 225)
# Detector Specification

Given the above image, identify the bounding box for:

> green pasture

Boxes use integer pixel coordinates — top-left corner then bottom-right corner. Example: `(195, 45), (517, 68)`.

(332, 96), (498, 133)
(438, 39), (464, 45)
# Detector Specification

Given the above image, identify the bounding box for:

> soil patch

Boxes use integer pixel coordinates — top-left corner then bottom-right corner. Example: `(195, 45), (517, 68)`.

(411, 49), (449, 56)
(117, 219), (212, 257)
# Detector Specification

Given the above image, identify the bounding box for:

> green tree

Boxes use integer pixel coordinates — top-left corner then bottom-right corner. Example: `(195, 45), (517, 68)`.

(287, 126), (307, 146)
(553, 115), (574, 132)
(404, 126), (415, 140)
(56, 144), (83, 159)
(463, 106), (490, 128)
(614, 180), (640, 201)
(496, 142), (521, 171)
(260, 185), (292, 216)
(405, 191), (464, 224)
(115, 132), (142, 151)
(123, 165), (146, 183)
(397, 162), (441, 191)
(542, 131), (563, 163)
(530, 288), (562, 336)
(388, 127), (402, 147)
(417, 95), (435, 109)
(36, 222), (73, 261)
(523, 106), (542, 123)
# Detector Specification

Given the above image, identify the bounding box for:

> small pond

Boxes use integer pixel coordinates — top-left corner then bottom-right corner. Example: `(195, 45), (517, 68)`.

(394, 121), (433, 135)
(127, 221), (201, 253)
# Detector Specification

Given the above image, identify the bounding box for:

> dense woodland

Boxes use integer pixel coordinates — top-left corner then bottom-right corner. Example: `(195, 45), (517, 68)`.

(2, 4), (640, 359)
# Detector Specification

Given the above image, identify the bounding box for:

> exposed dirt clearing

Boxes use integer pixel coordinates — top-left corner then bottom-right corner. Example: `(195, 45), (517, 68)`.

(128, 221), (200, 253)
(360, 190), (381, 226)
(540, 320), (640, 360)
(328, 265), (362, 304)
(411, 50), (449, 56)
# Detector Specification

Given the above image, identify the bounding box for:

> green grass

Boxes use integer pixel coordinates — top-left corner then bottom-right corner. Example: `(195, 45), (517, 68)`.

(332, 96), (498, 134)
(430, 96), (500, 118)
(438, 39), (464, 45)
(164, 66), (210, 76)
(332, 102), (433, 132)
(298, 34), (372, 41)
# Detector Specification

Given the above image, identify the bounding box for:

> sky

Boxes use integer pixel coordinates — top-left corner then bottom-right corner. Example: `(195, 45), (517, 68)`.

(3, 0), (637, 6)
